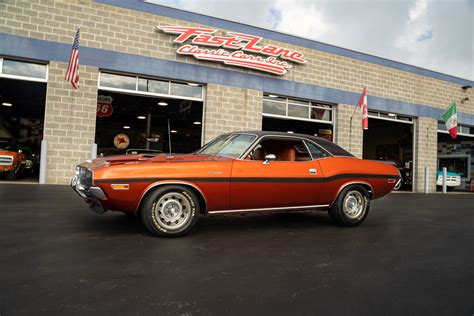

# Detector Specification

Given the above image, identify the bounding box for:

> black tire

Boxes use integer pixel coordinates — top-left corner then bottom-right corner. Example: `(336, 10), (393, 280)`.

(141, 185), (200, 237)
(328, 185), (370, 227)
(6, 170), (17, 180)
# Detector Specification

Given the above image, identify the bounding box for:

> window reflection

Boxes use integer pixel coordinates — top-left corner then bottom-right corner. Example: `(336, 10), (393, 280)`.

(100, 73), (136, 90)
(170, 82), (202, 99)
(2, 59), (47, 79)
(263, 100), (286, 115)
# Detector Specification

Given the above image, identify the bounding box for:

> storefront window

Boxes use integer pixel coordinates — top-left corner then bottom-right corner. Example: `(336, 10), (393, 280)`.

(99, 72), (203, 101)
(288, 104), (308, 118)
(100, 73), (136, 90)
(138, 78), (169, 94)
(1, 58), (47, 80)
(263, 94), (334, 124)
(170, 82), (202, 99)
(263, 100), (286, 115)
(310, 107), (331, 121)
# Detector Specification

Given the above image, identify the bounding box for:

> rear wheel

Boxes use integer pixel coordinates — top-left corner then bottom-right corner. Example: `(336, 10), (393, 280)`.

(141, 185), (200, 237)
(328, 185), (370, 227)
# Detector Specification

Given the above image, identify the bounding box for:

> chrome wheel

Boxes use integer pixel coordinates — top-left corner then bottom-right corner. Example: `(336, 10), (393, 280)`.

(153, 192), (191, 230)
(343, 190), (366, 219)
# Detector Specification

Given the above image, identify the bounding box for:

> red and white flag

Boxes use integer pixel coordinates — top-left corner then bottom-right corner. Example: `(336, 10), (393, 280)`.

(65, 28), (80, 89)
(358, 87), (368, 130)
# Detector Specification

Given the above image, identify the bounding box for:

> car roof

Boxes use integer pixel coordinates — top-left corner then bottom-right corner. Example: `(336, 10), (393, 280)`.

(225, 131), (354, 157)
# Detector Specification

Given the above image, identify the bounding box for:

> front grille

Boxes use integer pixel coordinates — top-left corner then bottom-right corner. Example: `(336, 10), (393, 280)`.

(0, 155), (13, 166)
(75, 166), (93, 187)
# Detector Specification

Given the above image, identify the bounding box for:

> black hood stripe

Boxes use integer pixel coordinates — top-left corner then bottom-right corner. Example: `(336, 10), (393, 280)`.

(94, 173), (400, 184)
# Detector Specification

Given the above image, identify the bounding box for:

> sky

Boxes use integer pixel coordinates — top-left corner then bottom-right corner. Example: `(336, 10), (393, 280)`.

(146, 0), (473, 80)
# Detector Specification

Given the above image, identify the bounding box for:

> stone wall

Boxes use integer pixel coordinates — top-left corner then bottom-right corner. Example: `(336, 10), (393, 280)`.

(0, 0), (472, 115)
(203, 84), (262, 143)
(43, 61), (98, 184)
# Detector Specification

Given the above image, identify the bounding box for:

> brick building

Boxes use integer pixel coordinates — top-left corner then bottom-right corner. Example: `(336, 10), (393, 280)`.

(0, 0), (473, 192)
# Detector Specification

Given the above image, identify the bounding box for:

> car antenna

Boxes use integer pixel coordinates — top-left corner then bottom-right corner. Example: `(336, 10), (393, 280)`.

(167, 118), (172, 155)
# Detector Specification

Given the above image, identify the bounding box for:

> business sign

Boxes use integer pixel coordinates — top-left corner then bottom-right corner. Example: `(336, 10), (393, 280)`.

(97, 95), (113, 117)
(158, 26), (306, 75)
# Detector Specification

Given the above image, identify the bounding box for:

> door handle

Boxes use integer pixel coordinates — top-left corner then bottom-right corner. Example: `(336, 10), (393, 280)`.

(309, 168), (317, 175)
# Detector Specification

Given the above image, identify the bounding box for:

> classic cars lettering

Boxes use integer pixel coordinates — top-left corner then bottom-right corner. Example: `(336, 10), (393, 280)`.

(158, 26), (306, 75)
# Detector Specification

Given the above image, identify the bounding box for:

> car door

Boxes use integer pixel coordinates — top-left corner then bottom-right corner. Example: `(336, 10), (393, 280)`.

(230, 137), (325, 210)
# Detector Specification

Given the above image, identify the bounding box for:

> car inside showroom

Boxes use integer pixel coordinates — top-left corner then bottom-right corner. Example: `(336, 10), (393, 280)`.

(0, 58), (47, 182)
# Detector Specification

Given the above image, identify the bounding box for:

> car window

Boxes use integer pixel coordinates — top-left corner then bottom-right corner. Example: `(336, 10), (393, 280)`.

(305, 141), (329, 159)
(251, 138), (311, 162)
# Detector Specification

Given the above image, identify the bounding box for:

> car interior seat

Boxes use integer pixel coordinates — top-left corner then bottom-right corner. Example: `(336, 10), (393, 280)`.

(251, 147), (266, 160)
(278, 147), (296, 161)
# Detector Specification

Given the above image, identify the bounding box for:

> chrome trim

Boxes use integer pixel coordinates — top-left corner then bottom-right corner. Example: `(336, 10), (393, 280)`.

(135, 180), (208, 214)
(208, 204), (329, 215)
(0, 155), (14, 166)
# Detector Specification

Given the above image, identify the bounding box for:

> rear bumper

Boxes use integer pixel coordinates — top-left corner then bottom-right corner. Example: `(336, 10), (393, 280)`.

(71, 175), (108, 214)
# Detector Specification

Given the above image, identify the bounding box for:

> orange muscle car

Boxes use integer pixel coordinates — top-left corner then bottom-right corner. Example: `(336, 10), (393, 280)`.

(0, 140), (27, 180)
(71, 131), (401, 237)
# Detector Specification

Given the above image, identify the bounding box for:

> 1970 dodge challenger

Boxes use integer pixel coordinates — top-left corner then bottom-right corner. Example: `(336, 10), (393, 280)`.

(71, 131), (400, 237)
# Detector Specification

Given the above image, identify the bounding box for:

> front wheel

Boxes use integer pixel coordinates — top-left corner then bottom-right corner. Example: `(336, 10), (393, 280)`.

(141, 185), (200, 237)
(328, 185), (370, 227)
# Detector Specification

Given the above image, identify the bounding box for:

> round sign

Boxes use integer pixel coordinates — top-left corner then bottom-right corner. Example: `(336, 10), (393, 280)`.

(113, 133), (130, 149)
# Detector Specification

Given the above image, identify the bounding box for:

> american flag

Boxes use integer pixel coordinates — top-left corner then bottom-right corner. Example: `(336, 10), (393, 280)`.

(65, 28), (80, 89)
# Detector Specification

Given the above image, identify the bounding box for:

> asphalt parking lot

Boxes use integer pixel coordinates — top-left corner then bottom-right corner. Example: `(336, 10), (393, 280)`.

(0, 184), (473, 315)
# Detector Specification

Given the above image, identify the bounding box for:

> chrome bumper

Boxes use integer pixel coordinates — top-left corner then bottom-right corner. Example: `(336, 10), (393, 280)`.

(71, 174), (108, 214)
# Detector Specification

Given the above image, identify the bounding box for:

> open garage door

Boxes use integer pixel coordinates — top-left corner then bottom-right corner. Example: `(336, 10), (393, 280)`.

(437, 123), (474, 192)
(95, 72), (204, 156)
(261, 94), (334, 140)
(0, 58), (47, 182)
(363, 111), (414, 191)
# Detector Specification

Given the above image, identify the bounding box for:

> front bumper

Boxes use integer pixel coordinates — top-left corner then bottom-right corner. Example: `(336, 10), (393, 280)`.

(71, 170), (108, 214)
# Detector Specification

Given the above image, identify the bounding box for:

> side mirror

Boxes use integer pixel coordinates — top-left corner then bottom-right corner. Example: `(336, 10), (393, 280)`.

(263, 154), (276, 165)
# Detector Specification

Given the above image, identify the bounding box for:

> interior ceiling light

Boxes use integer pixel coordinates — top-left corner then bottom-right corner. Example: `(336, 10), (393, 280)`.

(188, 83), (200, 87)
(193, 121), (201, 125)
(137, 116), (146, 119)
(158, 102), (168, 106)
(170, 130), (178, 133)
(287, 131), (294, 133)
(123, 126), (131, 129)
(2, 102), (12, 107)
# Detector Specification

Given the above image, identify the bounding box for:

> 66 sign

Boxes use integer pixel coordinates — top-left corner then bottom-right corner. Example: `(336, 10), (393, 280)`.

(97, 95), (113, 117)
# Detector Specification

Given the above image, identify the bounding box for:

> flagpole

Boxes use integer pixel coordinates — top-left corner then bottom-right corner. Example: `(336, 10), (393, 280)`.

(348, 103), (359, 152)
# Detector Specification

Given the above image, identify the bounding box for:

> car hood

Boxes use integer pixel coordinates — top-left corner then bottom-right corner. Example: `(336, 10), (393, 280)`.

(0, 150), (17, 157)
(82, 153), (234, 170)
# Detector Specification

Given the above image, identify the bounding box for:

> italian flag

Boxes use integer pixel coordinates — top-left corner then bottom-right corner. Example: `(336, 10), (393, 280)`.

(442, 102), (458, 139)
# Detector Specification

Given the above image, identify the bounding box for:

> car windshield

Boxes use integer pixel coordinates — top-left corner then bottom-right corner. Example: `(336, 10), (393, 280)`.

(197, 134), (257, 158)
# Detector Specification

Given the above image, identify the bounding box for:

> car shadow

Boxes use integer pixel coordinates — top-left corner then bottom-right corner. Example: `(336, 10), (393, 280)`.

(81, 211), (335, 237)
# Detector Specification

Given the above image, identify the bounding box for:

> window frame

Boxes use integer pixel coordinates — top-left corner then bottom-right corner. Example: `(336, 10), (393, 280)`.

(98, 71), (204, 101)
(262, 94), (334, 125)
(0, 57), (48, 83)
(239, 134), (333, 161)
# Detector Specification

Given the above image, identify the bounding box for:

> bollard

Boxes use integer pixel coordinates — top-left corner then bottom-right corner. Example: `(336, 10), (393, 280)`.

(424, 166), (429, 193)
(39, 139), (48, 184)
(91, 143), (97, 160)
(442, 167), (447, 194)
